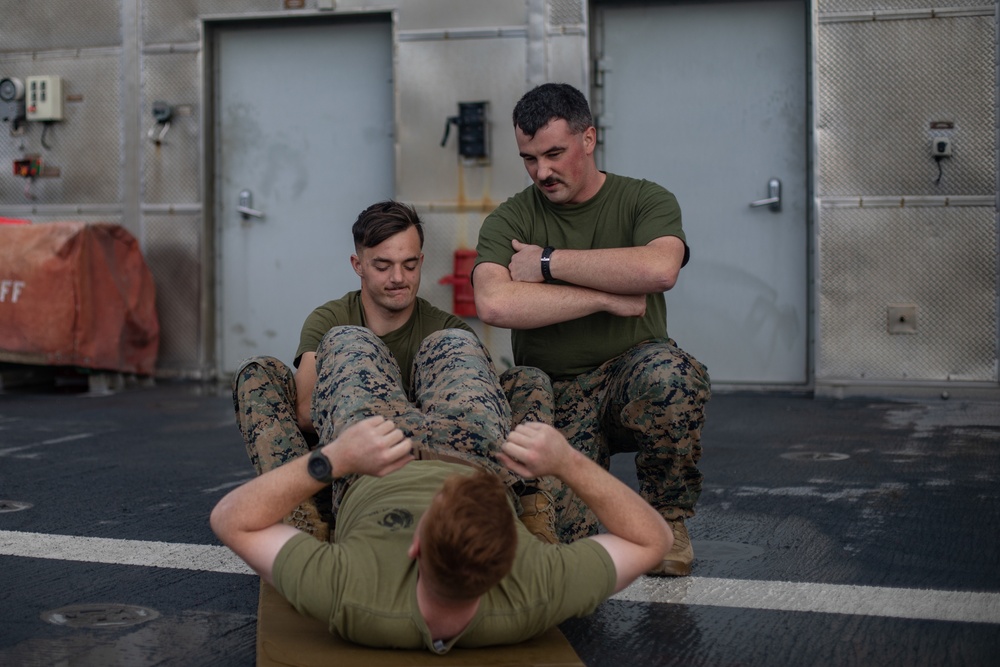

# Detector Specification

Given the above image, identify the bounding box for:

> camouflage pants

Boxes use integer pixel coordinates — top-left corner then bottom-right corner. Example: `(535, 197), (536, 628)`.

(232, 353), (332, 533)
(311, 326), (536, 518)
(503, 338), (711, 541)
(232, 355), (314, 476)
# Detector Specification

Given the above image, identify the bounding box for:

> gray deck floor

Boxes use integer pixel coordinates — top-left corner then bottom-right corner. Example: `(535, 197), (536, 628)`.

(1, 377), (998, 666)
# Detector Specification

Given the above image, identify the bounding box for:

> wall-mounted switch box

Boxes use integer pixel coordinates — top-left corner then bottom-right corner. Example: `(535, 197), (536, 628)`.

(931, 137), (952, 158)
(26, 75), (63, 121)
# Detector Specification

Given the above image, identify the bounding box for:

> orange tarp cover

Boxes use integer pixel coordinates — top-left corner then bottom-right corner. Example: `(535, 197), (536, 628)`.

(0, 222), (159, 375)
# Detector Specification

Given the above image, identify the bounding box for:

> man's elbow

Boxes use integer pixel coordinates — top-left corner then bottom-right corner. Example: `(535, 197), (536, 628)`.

(642, 516), (673, 571)
(209, 499), (234, 546)
(473, 293), (507, 327)
(650, 267), (681, 293)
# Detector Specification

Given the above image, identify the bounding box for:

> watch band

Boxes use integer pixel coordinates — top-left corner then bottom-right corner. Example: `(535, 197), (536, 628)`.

(540, 246), (555, 283)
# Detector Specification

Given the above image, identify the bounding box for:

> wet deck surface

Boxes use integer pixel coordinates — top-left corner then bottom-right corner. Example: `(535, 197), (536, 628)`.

(1, 378), (998, 666)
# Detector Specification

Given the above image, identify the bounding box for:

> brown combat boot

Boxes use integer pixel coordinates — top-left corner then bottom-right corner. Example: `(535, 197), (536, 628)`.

(518, 490), (559, 545)
(648, 518), (693, 576)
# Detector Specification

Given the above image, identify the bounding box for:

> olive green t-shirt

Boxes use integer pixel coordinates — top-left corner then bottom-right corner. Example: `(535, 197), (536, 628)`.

(273, 461), (616, 652)
(474, 173), (687, 379)
(295, 291), (474, 390)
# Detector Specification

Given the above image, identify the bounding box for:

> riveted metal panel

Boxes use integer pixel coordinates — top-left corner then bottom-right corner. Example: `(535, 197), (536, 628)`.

(818, 0), (990, 13)
(396, 36), (527, 205)
(0, 0), (122, 51)
(393, 0), (528, 31)
(142, 52), (202, 204)
(549, 0), (585, 27)
(816, 15), (996, 196)
(817, 205), (997, 382)
(142, 212), (205, 375)
(143, 0), (278, 44)
(0, 52), (122, 205)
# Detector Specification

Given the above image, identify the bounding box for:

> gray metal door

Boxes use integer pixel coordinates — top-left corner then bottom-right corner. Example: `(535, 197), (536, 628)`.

(596, 0), (809, 385)
(214, 17), (393, 374)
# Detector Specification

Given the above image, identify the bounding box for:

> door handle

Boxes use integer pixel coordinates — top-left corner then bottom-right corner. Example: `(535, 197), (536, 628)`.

(238, 189), (264, 220)
(749, 178), (781, 212)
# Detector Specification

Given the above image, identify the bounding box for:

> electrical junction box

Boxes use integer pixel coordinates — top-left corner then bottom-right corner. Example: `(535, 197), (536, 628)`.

(26, 75), (63, 121)
(931, 137), (952, 158)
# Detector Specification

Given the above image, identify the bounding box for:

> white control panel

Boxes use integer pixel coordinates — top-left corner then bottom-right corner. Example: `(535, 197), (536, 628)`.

(26, 75), (63, 121)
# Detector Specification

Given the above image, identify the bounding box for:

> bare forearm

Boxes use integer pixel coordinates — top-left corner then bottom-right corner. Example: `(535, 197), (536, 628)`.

(547, 245), (680, 294)
(211, 454), (323, 540)
(558, 448), (669, 553)
(476, 281), (626, 329)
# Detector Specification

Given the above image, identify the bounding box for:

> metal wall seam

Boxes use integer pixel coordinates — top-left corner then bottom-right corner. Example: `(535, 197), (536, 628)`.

(819, 6), (996, 24)
(142, 43), (202, 54)
(819, 195), (996, 208)
(397, 26), (528, 41)
(122, 0), (141, 241)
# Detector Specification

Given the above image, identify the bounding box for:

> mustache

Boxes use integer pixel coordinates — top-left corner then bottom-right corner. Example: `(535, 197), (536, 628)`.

(540, 177), (561, 187)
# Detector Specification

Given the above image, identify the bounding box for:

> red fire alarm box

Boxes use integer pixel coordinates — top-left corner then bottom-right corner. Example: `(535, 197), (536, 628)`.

(438, 249), (478, 317)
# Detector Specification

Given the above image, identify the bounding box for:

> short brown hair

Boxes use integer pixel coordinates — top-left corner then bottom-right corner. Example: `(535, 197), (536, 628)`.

(351, 200), (425, 251)
(420, 471), (518, 600)
(512, 83), (593, 138)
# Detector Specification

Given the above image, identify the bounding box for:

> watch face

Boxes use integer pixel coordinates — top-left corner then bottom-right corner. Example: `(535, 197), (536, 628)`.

(308, 450), (332, 481)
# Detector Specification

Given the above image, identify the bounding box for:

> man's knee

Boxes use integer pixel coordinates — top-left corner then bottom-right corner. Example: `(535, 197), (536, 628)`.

(315, 325), (380, 358)
(629, 342), (711, 405)
(501, 365), (554, 426)
(420, 328), (481, 352)
(232, 356), (296, 411)
(416, 329), (493, 370)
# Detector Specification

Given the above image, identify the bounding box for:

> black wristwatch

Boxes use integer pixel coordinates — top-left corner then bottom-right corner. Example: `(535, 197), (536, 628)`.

(540, 246), (555, 283)
(307, 448), (335, 484)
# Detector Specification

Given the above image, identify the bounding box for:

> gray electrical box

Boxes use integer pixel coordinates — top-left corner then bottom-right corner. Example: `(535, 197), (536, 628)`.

(0, 76), (25, 124)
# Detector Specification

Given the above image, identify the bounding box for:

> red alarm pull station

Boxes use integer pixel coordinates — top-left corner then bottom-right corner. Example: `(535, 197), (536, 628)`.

(438, 249), (478, 317)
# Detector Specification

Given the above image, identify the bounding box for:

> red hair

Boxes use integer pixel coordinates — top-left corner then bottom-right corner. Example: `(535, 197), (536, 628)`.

(420, 471), (518, 600)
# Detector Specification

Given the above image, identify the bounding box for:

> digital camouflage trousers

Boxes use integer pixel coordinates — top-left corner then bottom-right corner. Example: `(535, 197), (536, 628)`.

(500, 338), (711, 542)
(232, 329), (708, 543)
(233, 326), (548, 530)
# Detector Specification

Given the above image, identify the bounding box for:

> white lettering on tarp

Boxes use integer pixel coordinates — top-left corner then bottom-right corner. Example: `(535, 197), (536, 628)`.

(0, 280), (26, 303)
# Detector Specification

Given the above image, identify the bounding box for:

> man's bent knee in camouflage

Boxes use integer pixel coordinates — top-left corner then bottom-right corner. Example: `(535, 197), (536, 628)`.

(232, 356), (331, 540)
(555, 339), (710, 574)
(232, 336), (558, 543)
(311, 326), (549, 529)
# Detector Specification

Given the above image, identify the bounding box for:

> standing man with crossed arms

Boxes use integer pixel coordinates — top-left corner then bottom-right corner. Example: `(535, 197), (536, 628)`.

(474, 82), (711, 576)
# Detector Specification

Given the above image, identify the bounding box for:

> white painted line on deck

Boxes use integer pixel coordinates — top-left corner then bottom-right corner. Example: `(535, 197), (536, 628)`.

(615, 575), (1000, 625)
(2, 529), (998, 625)
(0, 530), (253, 576)
(0, 432), (96, 457)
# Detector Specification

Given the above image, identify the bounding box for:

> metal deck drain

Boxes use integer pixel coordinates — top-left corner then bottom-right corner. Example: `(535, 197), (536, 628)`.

(42, 604), (160, 629)
(0, 500), (32, 513)
(780, 452), (850, 461)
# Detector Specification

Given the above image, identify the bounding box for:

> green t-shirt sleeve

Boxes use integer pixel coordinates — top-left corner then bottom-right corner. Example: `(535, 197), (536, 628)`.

(548, 538), (617, 618)
(630, 179), (689, 266)
(272, 532), (346, 630)
(474, 194), (531, 277)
